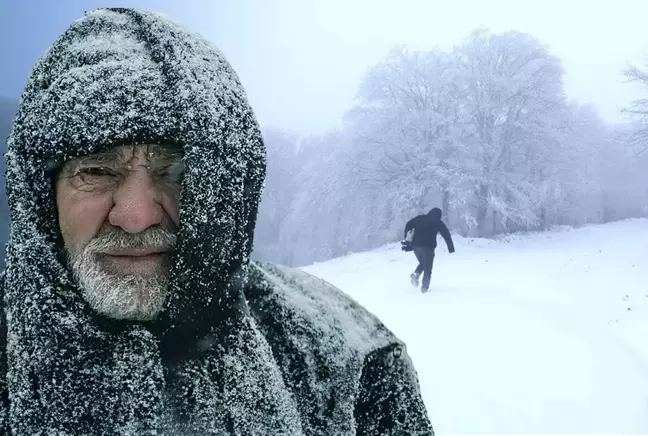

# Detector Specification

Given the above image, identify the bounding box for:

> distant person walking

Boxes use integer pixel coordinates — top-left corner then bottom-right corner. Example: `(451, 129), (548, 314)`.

(401, 207), (455, 292)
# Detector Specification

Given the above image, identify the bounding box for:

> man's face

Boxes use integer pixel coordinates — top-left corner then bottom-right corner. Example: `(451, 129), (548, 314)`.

(55, 144), (184, 321)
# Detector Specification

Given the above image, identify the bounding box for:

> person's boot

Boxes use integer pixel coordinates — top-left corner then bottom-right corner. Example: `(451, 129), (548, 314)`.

(421, 274), (431, 293)
(410, 273), (419, 287)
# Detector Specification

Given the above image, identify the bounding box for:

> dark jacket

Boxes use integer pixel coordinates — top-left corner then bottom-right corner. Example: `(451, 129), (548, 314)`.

(0, 8), (434, 435)
(404, 208), (455, 252)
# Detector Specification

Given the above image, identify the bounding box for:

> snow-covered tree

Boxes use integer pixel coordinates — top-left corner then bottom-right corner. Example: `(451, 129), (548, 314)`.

(343, 45), (471, 238)
(621, 61), (648, 154)
(253, 127), (302, 264)
(452, 29), (568, 235)
(251, 30), (648, 267)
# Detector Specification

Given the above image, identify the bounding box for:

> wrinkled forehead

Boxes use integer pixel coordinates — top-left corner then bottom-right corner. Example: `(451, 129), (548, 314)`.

(53, 143), (183, 173)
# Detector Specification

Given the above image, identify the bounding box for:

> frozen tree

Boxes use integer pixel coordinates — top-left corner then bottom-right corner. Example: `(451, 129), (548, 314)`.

(250, 30), (648, 267)
(343, 45), (470, 239)
(621, 61), (648, 154)
(452, 29), (567, 235)
(597, 121), (648, 221)
(274, 130), (355, 265)
(254, 127), (302, 264)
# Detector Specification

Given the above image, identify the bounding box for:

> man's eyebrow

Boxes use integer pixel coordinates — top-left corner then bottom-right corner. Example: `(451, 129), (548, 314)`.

(58, 150), (121, 174)
(74, 151), (122, 166)
(59, 145), (183, 173)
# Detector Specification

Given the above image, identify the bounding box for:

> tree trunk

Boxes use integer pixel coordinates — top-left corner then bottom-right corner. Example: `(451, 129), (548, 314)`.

(504, 190), (516, 232)
(475, 183), (490, 236)
(442, 189), (451, 224)
(418, 185), (433, 213)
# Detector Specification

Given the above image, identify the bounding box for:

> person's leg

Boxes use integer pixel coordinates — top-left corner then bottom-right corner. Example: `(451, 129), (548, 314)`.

(411, 248), (425, 286)
(429, 248), (436, 277)
(421, 248), (435, 292)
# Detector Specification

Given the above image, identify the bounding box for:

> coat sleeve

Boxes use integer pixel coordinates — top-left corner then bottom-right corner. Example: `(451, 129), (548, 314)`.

(354, 343), (434, 436)
(439, 221), (455, 253)
(404, 217), (416, 239)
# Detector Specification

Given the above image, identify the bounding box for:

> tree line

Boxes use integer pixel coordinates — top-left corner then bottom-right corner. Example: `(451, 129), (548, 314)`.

(253, 29), (648, 267)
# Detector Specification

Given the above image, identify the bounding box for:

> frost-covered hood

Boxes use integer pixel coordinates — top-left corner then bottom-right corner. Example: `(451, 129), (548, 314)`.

(6, 7), (265, 321)
(0, 8), (297, 435)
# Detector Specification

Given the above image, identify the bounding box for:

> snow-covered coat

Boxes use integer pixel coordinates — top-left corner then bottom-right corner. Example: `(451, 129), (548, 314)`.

(0, 8), (434, 435)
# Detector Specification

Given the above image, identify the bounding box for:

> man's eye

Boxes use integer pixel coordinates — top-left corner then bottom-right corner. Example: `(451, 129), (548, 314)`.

(75, 166), (118, 182)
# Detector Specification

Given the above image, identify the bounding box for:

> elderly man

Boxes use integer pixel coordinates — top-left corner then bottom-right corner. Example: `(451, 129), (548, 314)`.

(0, 8), (434, 435)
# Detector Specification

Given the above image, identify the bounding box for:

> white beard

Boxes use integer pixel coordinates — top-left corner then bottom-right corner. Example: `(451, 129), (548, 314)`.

(73, 256), (169, 321)
(68, 227), (176, 321)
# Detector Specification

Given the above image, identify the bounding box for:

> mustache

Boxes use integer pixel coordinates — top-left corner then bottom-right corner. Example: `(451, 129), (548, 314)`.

(84, 226), (177, 253)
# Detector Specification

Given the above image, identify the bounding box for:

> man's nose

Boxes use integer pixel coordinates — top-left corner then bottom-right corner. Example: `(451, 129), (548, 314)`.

(108, 167), (163, 233)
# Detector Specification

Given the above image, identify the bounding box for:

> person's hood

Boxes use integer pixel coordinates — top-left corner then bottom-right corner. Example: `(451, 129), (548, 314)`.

(6, 7), (265, 336)
(0, 9), (306, 435)
(428, 207), (442, 220)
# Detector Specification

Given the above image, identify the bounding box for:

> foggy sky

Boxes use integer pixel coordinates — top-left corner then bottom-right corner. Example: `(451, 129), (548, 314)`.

(2, 0), (648, 135)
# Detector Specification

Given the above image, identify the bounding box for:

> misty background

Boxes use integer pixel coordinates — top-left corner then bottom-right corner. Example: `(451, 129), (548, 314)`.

(2, 1), (648, 267)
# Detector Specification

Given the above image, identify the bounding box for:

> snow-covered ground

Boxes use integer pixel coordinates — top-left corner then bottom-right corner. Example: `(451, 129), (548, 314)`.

(302, 218), (648, 434)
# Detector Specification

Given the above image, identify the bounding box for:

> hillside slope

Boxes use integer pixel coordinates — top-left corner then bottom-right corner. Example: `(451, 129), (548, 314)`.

(302, 219), (648, 434)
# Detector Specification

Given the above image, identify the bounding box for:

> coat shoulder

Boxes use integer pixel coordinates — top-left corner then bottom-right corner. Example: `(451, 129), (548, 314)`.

(244, 261), (434, 436)
(244, 261), (401, 358)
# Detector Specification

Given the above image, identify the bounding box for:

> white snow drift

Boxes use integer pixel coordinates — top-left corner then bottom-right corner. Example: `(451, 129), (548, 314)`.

(303, 218), (648, 434)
